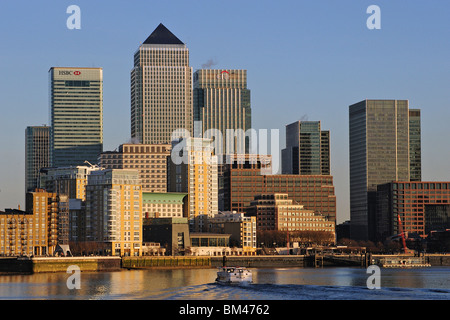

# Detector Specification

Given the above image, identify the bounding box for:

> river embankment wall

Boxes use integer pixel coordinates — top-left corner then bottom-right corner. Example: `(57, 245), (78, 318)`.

(0, 254), (449, 273)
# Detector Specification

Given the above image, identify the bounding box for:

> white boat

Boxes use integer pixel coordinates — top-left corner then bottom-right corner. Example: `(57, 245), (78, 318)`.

(216, 266), (253, 284)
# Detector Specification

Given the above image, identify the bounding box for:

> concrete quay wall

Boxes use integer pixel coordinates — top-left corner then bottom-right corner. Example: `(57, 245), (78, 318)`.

(212, 255), (308, 268)
(0, 256), (121, 273)
(424, 254), (450, 266)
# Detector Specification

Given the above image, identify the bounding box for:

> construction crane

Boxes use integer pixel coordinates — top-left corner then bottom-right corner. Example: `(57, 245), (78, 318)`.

(397, 214), (411, 254)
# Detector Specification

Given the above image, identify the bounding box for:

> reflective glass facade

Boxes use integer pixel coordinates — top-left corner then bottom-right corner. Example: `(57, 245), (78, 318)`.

(25, 126), (50, 192)
(49, 67), (103, 167)
(282, 121), (330, 175)
(349, 100), (412, 240)
(193, 69), (251, 154)
(409, 109), (422, 181)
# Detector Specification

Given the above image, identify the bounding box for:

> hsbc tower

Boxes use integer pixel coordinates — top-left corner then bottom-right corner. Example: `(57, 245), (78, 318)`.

(49, 67), (103, 167)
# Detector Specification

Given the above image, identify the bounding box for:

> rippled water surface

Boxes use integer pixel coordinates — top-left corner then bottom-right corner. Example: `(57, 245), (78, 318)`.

(0, 267), (449, 300)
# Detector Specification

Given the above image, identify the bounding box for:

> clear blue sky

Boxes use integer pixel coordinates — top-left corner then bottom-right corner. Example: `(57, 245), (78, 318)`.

(1, 0), (450, 223)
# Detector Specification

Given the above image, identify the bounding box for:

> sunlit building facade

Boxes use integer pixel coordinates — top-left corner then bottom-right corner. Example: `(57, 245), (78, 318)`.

(86, 169), (142, 256)
(49, 67), (103, 167)
(131, 23), (192, 144)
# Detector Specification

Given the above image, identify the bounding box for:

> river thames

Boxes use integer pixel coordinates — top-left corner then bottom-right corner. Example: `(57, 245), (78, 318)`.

(0, 266), (449, 300)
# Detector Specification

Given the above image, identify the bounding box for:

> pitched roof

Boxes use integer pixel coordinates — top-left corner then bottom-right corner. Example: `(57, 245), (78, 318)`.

(143, 23), (184, 45)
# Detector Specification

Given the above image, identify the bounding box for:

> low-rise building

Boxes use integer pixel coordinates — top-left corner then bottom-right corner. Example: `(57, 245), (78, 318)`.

(142, 217), (190, 255)
(142, 192), (188, 218)
(247, 193), (335, 236)
(208, 211), (257, 255)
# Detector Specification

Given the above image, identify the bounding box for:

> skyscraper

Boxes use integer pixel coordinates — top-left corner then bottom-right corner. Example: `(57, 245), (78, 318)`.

(131, 23), (193, 144)
(25, 126), (50, 192)
(282, 121), (330, 175)
(409, 109), (422, 181)
(349, 99), (415, 240)
(193, 69), (251, 154)
(49, 67), (103, 167)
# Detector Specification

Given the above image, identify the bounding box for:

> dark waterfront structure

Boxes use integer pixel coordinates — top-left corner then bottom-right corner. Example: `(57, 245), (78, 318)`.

(349, 99), (421, 241)
(282, 121), (330, 175)
(143, 218), (190, 255)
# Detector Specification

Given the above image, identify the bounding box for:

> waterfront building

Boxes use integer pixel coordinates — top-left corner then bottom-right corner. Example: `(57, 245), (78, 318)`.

(376, 181), (450, 241)
(49, 67), (103, 167)
(85, 169), (142, 256)
(246, 193), (335, 238)
(189, 233), (232, 256)
(67, 198), (85, 243)
(0, 189), (67, 256)
(142, 192), (188, 218)
(349, 99), (421, 241)
(39, 165), (102, 201)
(219, 156), (336, 224)
(168, 138), (218, 232)
(282, 121), (330, 175)
(99, 143), (171, 192)
(25, 189), (69, 255)
(208, 211), (257, 255)
(193, 69), (251, 154)
(25, 126), (50, 193)
(0, 208), (39, 256)
(130, 23), (192, 144)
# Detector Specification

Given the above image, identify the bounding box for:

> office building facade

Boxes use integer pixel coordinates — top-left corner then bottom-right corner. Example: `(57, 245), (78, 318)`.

(39, 165), (101, 201)
(49, 67), (103, 167)
(349, 100), (413, 240)
(99, 143), (171, 192)
(193, 69), (251, 154)
(131, 23), (193, 144)
(409, 109), (422, 181)
(25, 126), (50, 192)
(247, 193), (335, 238)
(376, 181), (450, 241)
(219, 157), (336, 224)
(282, 121), (330, 175)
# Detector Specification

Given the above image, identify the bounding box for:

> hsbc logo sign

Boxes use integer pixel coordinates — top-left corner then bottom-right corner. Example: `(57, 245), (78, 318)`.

(216, 70), (230, 80)
(58, 70), (81, 76)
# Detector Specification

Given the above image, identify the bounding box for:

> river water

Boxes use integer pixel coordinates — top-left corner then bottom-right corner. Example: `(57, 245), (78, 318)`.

(0, 267), (449, 300)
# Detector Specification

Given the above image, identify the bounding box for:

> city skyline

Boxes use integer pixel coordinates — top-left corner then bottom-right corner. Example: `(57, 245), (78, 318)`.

(1, 1), (450, 225)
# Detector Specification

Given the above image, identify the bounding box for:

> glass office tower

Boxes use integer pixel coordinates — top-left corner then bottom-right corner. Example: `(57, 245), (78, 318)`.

(349, 100), (413, 241)
(409, 109), (422, 181)
(131, 23), (193, 144)
(193, 69), (251, 155)
(49, 67), (103, 167)
(282, 121), (330, 175)
(25, 126), (50, 192)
